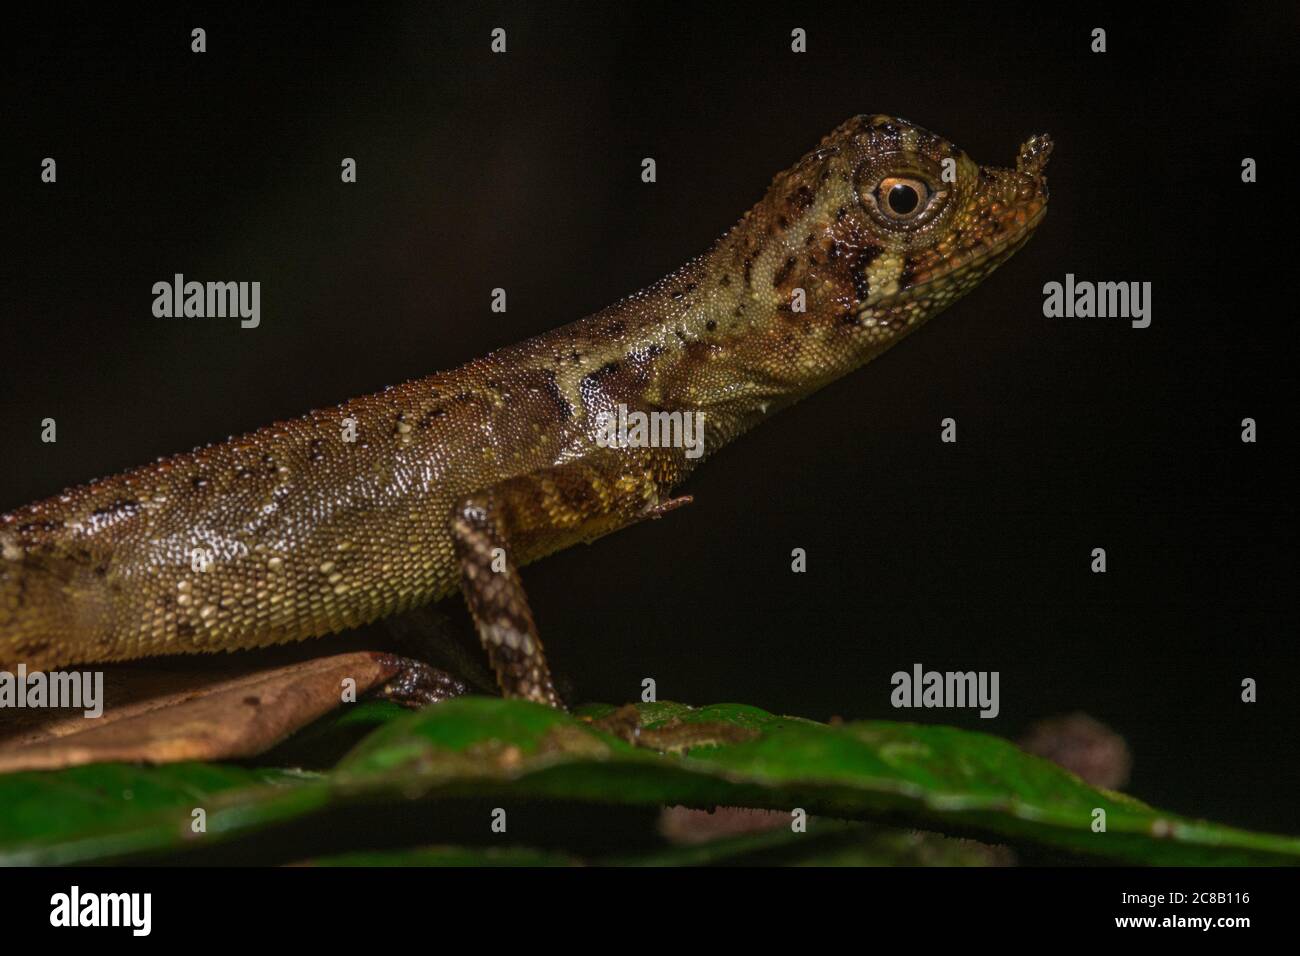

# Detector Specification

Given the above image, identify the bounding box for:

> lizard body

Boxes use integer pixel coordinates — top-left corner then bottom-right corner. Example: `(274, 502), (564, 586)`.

(0, 116), (1051, 705)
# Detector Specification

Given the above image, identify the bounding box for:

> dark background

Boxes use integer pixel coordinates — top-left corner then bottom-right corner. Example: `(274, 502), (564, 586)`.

(2, 4), (1295, 835)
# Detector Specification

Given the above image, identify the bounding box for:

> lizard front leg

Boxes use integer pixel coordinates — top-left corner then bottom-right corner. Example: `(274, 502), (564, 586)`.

(450, 448), (690, 709)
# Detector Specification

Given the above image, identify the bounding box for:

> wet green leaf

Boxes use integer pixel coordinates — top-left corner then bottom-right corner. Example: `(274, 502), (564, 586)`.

(0, 698), (1294, 866)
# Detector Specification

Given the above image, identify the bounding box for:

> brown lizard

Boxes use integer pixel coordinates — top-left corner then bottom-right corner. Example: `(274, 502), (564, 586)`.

(0, 115), (1051, 708)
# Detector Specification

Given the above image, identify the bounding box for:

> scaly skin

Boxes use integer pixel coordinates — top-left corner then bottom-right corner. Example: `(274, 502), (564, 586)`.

(0, 115), (1051, 705)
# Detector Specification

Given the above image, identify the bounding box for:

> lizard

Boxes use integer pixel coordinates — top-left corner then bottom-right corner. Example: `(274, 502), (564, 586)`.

(0, 115), (1051, 709)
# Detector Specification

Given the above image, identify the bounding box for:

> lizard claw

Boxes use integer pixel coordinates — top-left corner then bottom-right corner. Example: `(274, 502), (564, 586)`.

(644, 495), (693, 519)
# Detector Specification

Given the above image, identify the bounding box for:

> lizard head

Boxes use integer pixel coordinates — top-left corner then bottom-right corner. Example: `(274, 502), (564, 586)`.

(734, 114), (1051, 391)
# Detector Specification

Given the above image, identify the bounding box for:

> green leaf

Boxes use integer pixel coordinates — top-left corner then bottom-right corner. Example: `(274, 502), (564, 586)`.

(0, 698), (1295, 866)
(301, 824), (1008, 867)
(258, 698), (409, 769)
(0, 763), (325, 866)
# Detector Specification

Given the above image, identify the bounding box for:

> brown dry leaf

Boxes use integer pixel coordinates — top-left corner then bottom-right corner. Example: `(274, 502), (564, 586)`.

(658, 805), (789, 845)
(0, 650), (403, 773)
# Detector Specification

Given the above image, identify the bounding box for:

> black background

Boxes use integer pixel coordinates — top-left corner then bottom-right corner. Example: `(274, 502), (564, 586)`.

(3, 3), (1296, 836)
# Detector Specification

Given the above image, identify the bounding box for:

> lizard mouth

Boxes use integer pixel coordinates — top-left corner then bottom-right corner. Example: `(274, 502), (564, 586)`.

(950, 132), (1052, 271)
(870, 134), (1052, 307)
(856, 201), (1047, 314)
(934, 196), (1048, 281)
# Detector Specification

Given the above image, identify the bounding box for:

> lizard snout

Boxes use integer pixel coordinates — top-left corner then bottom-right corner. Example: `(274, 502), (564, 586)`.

(1017, 133), (1053, 182)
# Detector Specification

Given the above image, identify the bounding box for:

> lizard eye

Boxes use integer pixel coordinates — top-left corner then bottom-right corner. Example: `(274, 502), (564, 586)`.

(876, 176), (931, 220)
(855, 160), (951, 236)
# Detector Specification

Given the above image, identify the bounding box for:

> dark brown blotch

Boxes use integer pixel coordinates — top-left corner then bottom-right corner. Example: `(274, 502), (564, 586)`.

(539, 371), (573, 420)
(849, 247), (881, 302)
(851, 272), (871, 302)
(417, 407), (447, 428)
(88, 498), (141, 522)
(772, 256), (798, 288)
(18, 518), (65, 534)
(899, 260), (920, 288)
(587, 360), (621, 382)
(788, 185), (815, 212)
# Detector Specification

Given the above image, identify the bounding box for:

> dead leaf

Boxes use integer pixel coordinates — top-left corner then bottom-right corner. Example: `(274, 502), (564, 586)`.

(0, 650), (403, 772)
